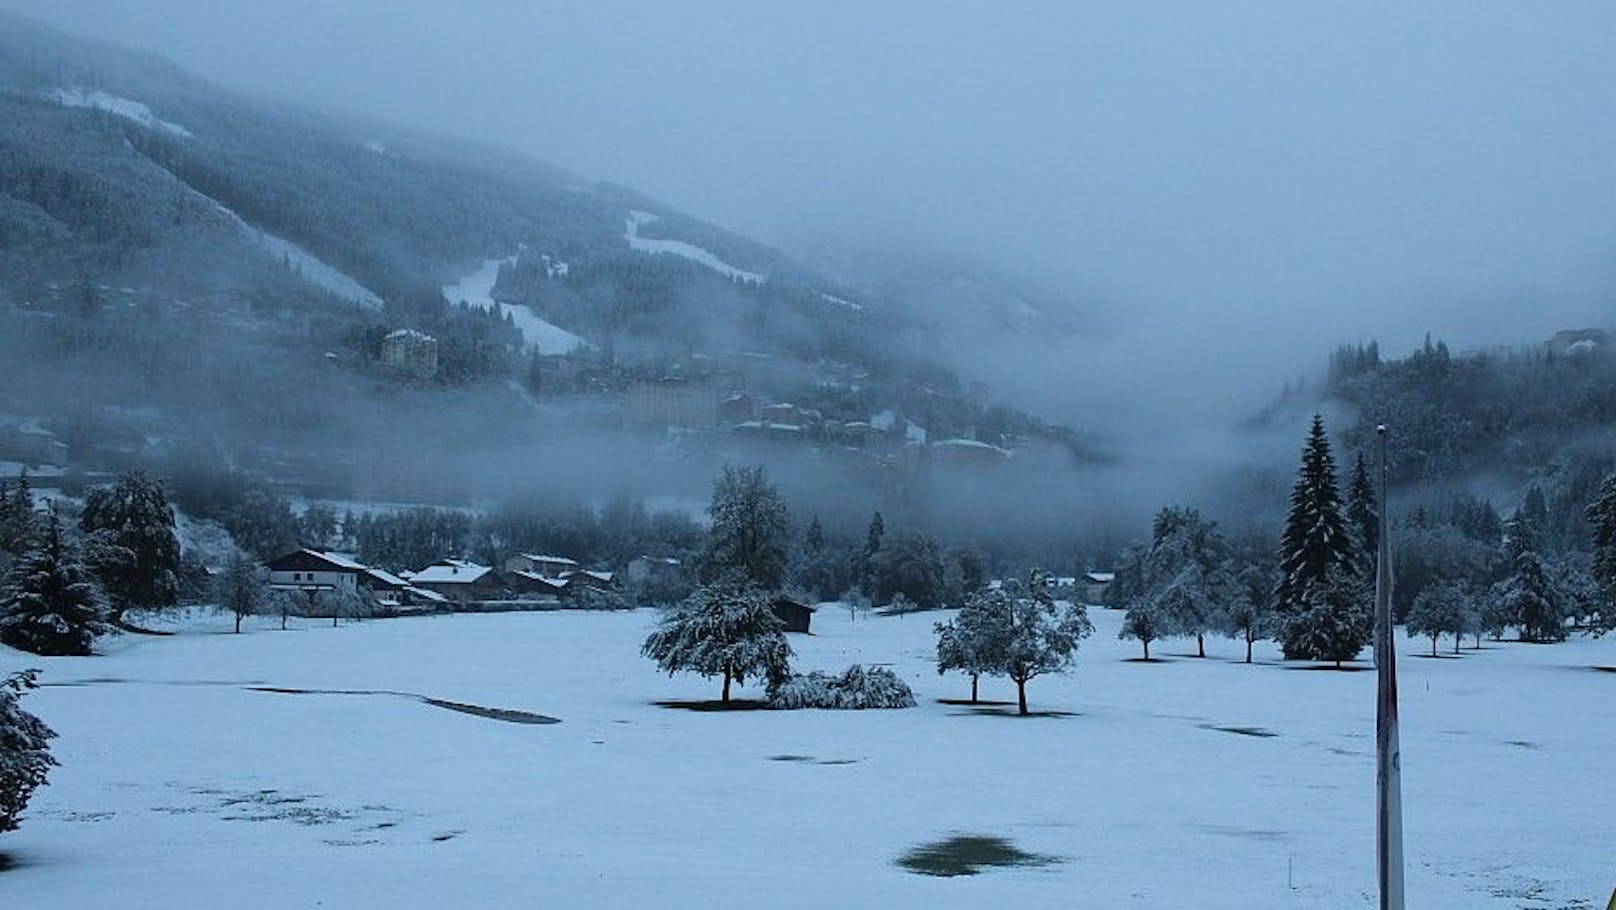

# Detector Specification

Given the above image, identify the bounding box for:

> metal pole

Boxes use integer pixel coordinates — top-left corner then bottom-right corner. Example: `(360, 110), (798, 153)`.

(1375, 424), (1405, 909)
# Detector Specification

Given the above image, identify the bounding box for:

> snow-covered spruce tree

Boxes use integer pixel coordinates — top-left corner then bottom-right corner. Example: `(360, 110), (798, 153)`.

(936, 586), (1013, 702)
(1003, 570), (1092, 715)
(1279, 566), (1371, 668)
(1273, 415), (1359, 657)
(1585, 472), (1616, 635)
(0, 512), (108, 657)
(1, 670), (56, 834)
(1345, 451), (1379, 577)
(697, 466), (790, 591)
(213, 552), (266, 633)
(0, 475), (36, 558)
(79, 470), (181, 625)
(1406, 582), (1469, 656)
(641, 582), (793, 703)
(1499, 550), (1565, 643)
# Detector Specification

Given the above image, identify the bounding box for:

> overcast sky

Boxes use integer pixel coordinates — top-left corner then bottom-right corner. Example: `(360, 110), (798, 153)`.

(6, 0), (1615, 434)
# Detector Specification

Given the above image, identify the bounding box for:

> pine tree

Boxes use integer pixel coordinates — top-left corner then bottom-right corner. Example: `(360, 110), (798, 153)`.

(1584, 473), (1616, 635)
(1345, 451), (1378, 577)
(0, 474), (35, 557)
(1, 669), (56, 834)
(698, 466), (790, 591)
(1279, 566), (1371, 667)
(1274, 415), (1358, 657)
(1521, 485), (1550, 551)
(80, 470), (181, 624)
(641, 582), (793, 703)
(935, 586), (1013, 701)
(1406, 582), (1469, 657)
(805, 516), (824, 554)
(1003, 570), (1092, 715)
(1501, 550), (1564, 643)
(856, 510), (885, 596)
(0, 512), (108, 656)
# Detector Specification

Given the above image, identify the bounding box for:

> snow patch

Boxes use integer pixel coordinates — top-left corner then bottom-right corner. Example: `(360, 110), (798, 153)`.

(46, 87), (192, 138)
(820, 293), (863, 311)
(624, 211), (764, 285)
(443, 258), (586, 355)
(209, 202), (383, 309)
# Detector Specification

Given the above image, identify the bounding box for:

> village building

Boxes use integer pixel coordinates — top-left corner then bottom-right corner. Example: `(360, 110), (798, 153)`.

(381, 329), (439, 380)
(506, 571), (568, 599)
(0, 422), (68, 468)
(625, 378), (720, 429)
(1084, 571), (1116, 605)
(560, 569), (616, 596)
(504, 553), (579, 577)
(771, 596), (816, 634)
(265, 549), (365, 595)
(410, 559), (502, 604)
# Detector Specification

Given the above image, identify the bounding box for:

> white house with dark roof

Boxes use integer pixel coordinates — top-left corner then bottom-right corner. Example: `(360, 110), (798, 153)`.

(265, 549), (365, 594)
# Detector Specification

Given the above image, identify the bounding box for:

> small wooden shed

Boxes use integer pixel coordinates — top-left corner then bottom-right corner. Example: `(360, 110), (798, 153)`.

(771, 597), (817, 634)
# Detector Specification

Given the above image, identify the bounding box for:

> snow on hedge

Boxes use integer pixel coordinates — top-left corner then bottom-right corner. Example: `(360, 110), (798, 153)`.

(768, 664), (916, 710)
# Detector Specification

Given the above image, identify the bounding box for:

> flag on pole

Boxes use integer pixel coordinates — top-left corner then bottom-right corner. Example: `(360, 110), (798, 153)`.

(1375, 424), (1405, 910)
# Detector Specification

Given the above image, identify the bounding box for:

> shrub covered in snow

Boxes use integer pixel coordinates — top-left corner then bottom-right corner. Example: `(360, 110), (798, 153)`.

(1, 669), (57, 834)
(768, 664), (916, 710)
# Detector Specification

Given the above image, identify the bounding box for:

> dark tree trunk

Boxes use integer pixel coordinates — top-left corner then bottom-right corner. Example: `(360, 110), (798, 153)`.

(1454, 634), (1461, 655)
(235, 614), (243, 634)
(1143, 638), (1150, 660)
(1244, 632), (1253, 663)
(1431, 636), (1438, 658)
(1197, 633), (1205, 658)
(722, 671), (732, 703)
(281, 612), (288, 631)
(970, 674), (978, 704)
(1016, 678), (1028, 716)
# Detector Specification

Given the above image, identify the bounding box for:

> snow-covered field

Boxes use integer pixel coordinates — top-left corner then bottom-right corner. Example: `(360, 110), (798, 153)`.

(625, 211), (764, 285)
(1, 607), (1611, 908)
(442, 259), (586, 355)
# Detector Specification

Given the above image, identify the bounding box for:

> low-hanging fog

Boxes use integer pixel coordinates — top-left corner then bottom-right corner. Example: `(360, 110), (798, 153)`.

(4, 0), (1614, 552)
(9, 0), (1612, 443)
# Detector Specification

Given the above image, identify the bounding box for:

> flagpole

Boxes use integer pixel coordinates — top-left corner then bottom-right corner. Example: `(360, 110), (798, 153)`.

(1375, 424), (1405, 910)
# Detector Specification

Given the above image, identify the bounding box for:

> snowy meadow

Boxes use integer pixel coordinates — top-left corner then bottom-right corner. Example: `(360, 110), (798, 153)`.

(1, 606), (1610, 909)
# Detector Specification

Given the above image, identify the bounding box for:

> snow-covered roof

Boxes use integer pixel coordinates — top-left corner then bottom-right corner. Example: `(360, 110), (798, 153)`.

(1085, 572), (1116, 584)
(269, 549), (367, 572)
(363, 567), (409, 588)
(412, 562), (492, 584)
(563, 570), (614, 583)
(405, 586), (448, 603)
(521, 554), (578, 565)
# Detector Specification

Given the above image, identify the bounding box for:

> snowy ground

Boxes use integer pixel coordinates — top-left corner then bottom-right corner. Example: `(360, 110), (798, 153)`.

(45, 87), (193, 138)
(1, 607), (1611, 908)
(442, 258), (586, 355)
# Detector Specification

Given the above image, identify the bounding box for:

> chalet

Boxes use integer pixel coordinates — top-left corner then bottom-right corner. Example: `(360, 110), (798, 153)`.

(265, 549), (364, 595)
(410, 559), (503, 604)
(360, 566), (411, 609)
(771, 596), (816, 634)
(560, 569), (616, 595)
(506, 571), (568, 599)
(1084, 571), (1116, 606)
(504, 553), (579, 578)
